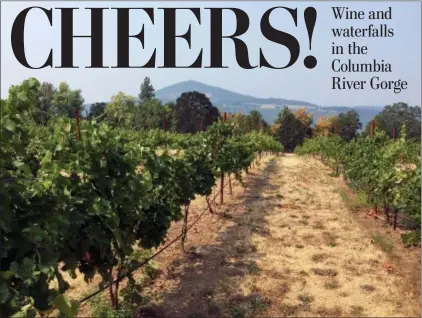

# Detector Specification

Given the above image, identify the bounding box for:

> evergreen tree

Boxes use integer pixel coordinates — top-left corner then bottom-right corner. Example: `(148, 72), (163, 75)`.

(139, 77), (155, 103)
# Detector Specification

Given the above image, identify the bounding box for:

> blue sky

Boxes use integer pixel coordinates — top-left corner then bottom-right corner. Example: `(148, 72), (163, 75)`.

(1, 1), (421, 106)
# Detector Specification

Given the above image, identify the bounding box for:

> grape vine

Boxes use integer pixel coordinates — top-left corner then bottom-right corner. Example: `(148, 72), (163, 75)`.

(0, 86), (283, 316)
(295, 127), (421, 246)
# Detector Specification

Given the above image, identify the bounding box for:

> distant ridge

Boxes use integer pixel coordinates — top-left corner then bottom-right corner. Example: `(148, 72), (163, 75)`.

(155, 80), (384, 126)
(155, 80), (317, 107)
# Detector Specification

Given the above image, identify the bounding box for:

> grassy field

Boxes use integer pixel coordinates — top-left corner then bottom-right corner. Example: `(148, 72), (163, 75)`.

(61, 154), (420, 317)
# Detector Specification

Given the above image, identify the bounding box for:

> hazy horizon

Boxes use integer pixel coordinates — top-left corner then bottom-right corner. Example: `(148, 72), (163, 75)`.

(1, 1), (421, 107)
(117, 79), (388, 108)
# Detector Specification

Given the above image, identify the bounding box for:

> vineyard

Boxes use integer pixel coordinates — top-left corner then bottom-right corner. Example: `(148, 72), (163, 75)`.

(0, 80), (282, 317)
(1, 78), (421, 317)
(295, 126), (421, 245)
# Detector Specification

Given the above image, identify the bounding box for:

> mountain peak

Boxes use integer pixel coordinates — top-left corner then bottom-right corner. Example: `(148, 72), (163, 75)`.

(158, 80), (219, 93)
(156, 80), (316, 107)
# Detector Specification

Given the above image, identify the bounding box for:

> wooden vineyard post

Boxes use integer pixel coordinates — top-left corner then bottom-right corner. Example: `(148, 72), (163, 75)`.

(384, 200), (390, 224)
(220, 159), (224, 204)
(370, 120), (375, 138)
(259, 120), (262, 159)
(393, 207), (398, 230)
(219, 113), (227, 204)
(220, 112), (227, 205)
(180, 204), (190, 253)
(75, 109), (81, 141)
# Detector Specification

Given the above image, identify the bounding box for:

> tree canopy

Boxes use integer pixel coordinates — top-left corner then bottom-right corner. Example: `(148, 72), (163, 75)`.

(36, 82), (56, 125)
(313, 110), (361, 142)
(104, 92), (136, 127)
(273, 107), (312, 152)
(249, 110), (269, 132)
(314, 116), (337, 137)
(336, 110), (362, 142)
(87, 102), (107, 121)
(51, 82), (85, 118)
(173, 91), (220, 133)
(134, 98), (166, 130)
(365, 102), (421, 140)
(226, 110), (269, 134)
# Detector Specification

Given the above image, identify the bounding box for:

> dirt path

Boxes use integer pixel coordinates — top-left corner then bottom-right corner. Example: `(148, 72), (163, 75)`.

(139, 154), (420, 317)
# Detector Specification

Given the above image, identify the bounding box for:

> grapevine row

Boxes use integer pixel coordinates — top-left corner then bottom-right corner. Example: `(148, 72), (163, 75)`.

(295, 127), (421, 246)
(0, 82), (283, 317)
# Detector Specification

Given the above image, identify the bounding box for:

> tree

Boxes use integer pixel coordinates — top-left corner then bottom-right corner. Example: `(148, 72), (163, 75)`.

(104, 92), (136, 127)
(294, 108), (313, 127)
(269, 122), (281, 137)
(36, 82), (56, 125)
(248, 110), (269, 133)
(230, 112), (249, 134)
(314, 116), (335, 137)
(365, 102), (421, 140)
(51, 82), (85, 118)
(294, 108), (313, 138)
(133, 98), (165, 130)
(164, 102), (177, 131)
(139, 77), (155, 104)
(274, 107), (308, 152)
(336, 110), (362, 141)
(173, 91), (220, 133)
(87, 102), (106, 121)
(318, 110), (362, 142)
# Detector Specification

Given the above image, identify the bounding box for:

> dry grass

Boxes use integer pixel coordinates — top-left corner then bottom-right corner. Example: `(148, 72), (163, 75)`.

(313, 221), (326, 230)
(322, 231), (338, 247)
(311, 268), (338, 277)
(371, 232), (394, 254)
(360, 284), (376, 292)
(315, 305), (343, 317)
(324, 279), (340, 290)
(298, 293), (315, 304)
(237, 155), (420, 317)
(350, 305), (365, 316)
(311, 253), (330, 263)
